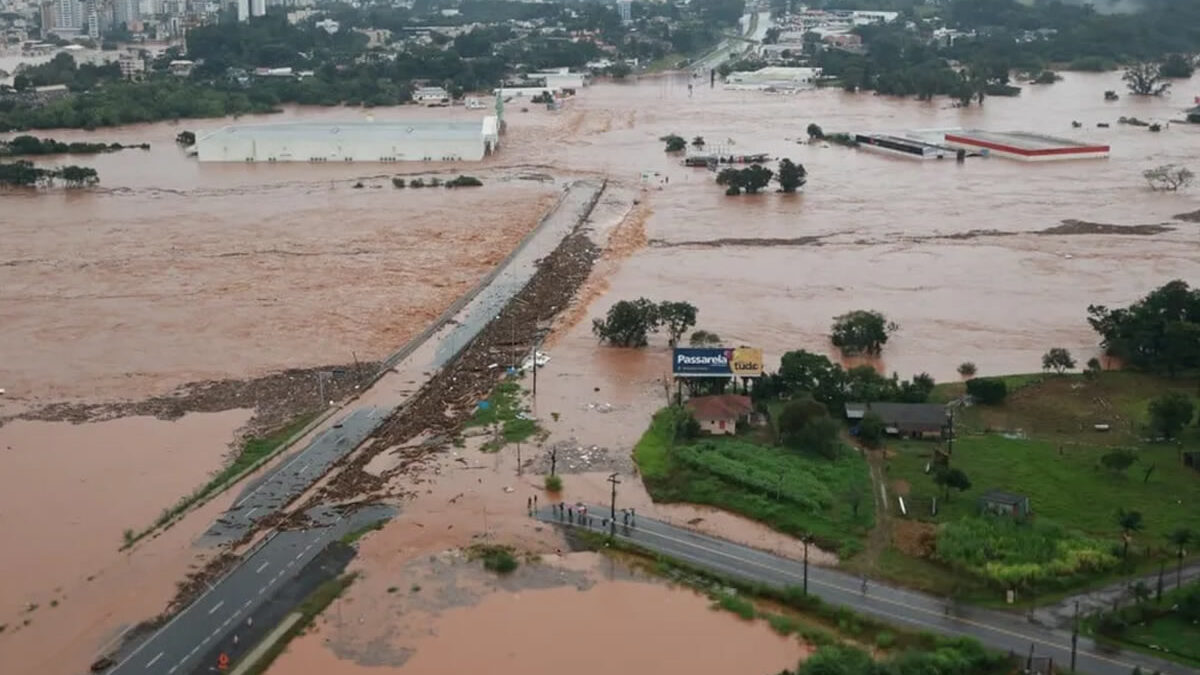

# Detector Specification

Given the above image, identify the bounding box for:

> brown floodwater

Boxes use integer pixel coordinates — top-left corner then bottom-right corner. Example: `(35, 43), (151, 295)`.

(268, 577), (806, 675)
(2, 69), (1199, 673)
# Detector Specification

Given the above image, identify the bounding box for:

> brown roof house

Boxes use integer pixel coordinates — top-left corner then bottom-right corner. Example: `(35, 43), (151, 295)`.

(845, 402), (949, 440)
(686, 394), (754, 436)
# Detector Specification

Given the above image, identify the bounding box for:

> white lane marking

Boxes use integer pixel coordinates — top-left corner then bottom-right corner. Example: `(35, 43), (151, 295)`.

(299, 463), (310, 474)
(286, 559), (295, 568)
(304, 543), (314, 552)
(294, 551), (304, 560)
(201, 635), (210, 645)
(256, 561), (270, 573)
(258, 586), (267, 595)
(245, 507), (259, 518)
(243, 599), (253, 609)
(145, 652), (164, 669)
(168, 665), (178, 674)
(207, 600), (225, 615)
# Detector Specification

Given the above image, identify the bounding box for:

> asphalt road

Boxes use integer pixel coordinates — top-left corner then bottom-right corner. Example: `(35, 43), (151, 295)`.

(203, 406), (388, 543)
(539, 507), (1198, 675)
(109, 506), (389, 675)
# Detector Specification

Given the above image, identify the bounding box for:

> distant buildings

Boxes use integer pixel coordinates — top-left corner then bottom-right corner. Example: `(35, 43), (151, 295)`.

(617, 0), (631, 24)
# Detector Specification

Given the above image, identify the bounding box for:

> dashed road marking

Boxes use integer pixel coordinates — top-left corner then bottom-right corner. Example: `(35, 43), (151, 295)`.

(207, 600), (225, 615)
(145, 652), (164, 669)
(255, 561), (270, 573)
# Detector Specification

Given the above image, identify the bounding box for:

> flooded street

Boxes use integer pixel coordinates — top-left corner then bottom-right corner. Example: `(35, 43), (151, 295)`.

(1, 66), (1199, 674)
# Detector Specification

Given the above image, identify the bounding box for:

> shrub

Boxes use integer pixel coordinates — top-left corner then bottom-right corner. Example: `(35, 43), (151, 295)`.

(957, 362), (977, 377)
(446, 174), (483, 187)
(875, 630), (896, 649)
(476, 545), (519, 574)
(429, 177), (441, 187)
(713, 592), (756, 620)
(858, 412), (885, 448)
(544, 474), (563, 492)
(409, 178), (425, 188)
(965, 377), (1007, 405)
(936, 517), (1119, 589)
(391, 177), (405, 188)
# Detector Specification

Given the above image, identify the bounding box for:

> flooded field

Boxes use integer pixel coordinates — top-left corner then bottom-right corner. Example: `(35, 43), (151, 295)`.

(268, 554), (805, 675)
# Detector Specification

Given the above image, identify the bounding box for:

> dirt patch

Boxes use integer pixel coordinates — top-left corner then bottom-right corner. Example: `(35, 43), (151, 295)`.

(891, 479), (911, 496)
(649, 235), (828, 248)
(1, 363), (376, 440)
(533, 439), (636, 475)
(891, 519), (937, 558)
(1036, 219), (1174, 236)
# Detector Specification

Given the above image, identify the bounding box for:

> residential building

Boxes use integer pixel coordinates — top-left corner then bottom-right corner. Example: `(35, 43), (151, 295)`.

(117, 49), (145, 78)
(686, 394), (753, 436)
(236, 0), (248, 22)
(113, 0), (140, 26)
(617, 0), (631, 24)
(844, 402), (949, 439)
(250, 0), (264, 17)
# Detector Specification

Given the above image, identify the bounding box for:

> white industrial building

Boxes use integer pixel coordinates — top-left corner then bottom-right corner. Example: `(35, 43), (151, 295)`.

(194, 119), (500, 163)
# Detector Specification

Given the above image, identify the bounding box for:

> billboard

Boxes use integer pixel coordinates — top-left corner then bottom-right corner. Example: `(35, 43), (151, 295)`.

(672, 347), (763, 378)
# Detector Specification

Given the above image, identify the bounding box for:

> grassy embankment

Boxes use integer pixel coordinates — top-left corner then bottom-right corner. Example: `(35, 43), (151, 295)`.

(462, 380), (541, 452)
(879, 371), (1200, 601)
(239, 571), (359, 675)
(1081, 579), (1200, 667)
(634, 407), (874, 557)
(122, 412), (320, 549)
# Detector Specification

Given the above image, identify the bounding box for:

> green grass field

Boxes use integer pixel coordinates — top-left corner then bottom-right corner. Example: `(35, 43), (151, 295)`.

(888, 371), (1200, 593)
(634, 409), (873, 556)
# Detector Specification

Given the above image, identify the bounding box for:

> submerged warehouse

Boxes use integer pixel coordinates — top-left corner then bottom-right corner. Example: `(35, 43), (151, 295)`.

(194, 118), (501, 163)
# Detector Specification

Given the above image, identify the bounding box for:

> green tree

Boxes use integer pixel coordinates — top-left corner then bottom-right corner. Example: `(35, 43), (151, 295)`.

(858, 411), (885, 448)
(56, 165), (98, 187)
(933, 466), (971, 501)
(176, 130), (195, 145)
(662, 134), (687, 152)
(1041, 347), (1076, 374)
(716, 167), (744, 195)
(965, 377), (1007, 405)
(691, 135), (705, 147)
(831, 310), (896, 356)
(806, 123), (824, 139)
(689, 329), (722, 346)
(776, 158), (806, 193)
(1124, 62), (1171, 96)
(13, 74), (30, 91)
(1159, 54), (1195, 79)
(1147, 392), (1195, 440)
(607, 62), (632, 79)
(1168, 528), (1193, 589)
(592, 298), (660, 347)
(1117, 508), (1144, 558)
(777, 397), (839, 459)
(1100, 448), (1137, 474)
(1084, 357), (1103, 380)
(741, 164), (773, 194)
(1088, 281), (1200, 376)
(775, 350), (847, 409)
(657, 301), (698, 347)
(957, 362), (977, 378)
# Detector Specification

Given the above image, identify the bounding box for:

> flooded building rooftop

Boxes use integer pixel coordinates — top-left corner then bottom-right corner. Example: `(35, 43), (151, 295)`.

(943, 129), (1110, 161)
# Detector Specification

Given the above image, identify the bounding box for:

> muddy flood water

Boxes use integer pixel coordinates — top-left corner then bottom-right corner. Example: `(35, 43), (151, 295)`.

(1, 67), (1199, 674)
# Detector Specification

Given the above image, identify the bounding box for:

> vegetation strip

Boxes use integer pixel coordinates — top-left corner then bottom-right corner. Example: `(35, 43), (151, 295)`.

(121, 412), (320, 549)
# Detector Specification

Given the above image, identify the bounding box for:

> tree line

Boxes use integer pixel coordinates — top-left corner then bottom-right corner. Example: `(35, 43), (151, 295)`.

(0, 134), (148, 156)
(0, 160), (99, 187)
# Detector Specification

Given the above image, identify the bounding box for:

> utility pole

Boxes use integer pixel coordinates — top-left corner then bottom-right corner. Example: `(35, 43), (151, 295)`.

(607, 472), (621, 536)
(516, 441), (522, 477)
(802, 535), (810, 595)
(550, 446), (557, 476)
(1070, 601), (1079, 672)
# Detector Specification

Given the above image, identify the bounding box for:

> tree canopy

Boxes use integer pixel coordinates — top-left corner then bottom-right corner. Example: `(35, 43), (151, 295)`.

(1041, 347), (1076, 374)
(1087, 281), (1200, 376)
(831, 310), (896, 356)
(1147, 392), (1195, 440)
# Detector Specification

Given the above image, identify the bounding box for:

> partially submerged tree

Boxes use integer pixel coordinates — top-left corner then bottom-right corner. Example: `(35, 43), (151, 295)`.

(592, 298), (660, 347)
(1124, 62), (1171, 96)
(1148, 392), (1195, 440)
(657, 301), (698, 347)
(806, 123), (824, 140)
(1143, 164), (1194, 191)
(691, 136), (706, 147)
(661, 134), (687, 152)
(831, 310), (896, 356)
(716, 164), (773, 195)
(1159, 54), (1195, 79)
(1041, 347), (1076, 374)
(957, 362), (977, 378)
(776, 158), (807, 193)
(1088, 281), (1200, 376)
(689, 329), (722, 346)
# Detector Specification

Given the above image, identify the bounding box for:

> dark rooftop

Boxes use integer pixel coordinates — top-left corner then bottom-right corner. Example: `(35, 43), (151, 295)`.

(844, 402), (948, 430)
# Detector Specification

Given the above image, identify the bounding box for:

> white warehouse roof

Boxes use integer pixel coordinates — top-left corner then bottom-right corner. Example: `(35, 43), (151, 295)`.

(195, 119), (499, 163)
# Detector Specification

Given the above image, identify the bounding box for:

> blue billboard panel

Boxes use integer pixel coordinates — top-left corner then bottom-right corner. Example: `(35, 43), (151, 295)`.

(672, 347), (762, 377)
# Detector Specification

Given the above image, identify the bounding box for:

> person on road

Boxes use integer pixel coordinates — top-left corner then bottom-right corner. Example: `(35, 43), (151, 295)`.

(527, 496), (532, 512)
(533, 495), (538, 509)
(860, 576), (869, 594)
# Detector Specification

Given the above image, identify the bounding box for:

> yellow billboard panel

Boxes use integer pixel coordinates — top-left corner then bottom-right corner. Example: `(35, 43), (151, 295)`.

(730, 347), (763, 377)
